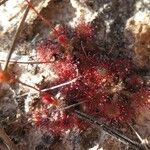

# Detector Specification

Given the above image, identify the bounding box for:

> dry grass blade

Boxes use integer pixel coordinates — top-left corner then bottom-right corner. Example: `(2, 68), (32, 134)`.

(0, 60), (54, 64)
(0, 127), (18, 150)
(3, 2), (30, 71)
(41, 77), (80, 92)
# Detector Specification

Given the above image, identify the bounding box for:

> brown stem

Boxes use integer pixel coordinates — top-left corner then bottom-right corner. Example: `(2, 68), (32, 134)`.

(3, 3), (30, 71)
(17, 79), (40, 92)
(0, 0), (8, 6)
(25, 0), (59, 36)
(59, 101), (86, 111)
(0, 127), (18, 150)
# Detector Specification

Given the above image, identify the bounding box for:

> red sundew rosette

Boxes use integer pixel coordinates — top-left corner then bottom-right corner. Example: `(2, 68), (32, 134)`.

(110, 59), (133, 78)
(36, 39), (62, 62)
(52, 56), (78, 82)
(80, 90), (133, 124)
(46, 112), (81, 133)
(51, 25), (71, 48)
(56, 112), (90, 131)
(77, 54), (98, 72)
(63, 80), (97, 104)
(75, 22), (94, 39)
(37, 25), (72, 64)
(57, 114), (77, 130)
(32, 108), (66, 133)
(45, 111), (65, 133)
(81, 62), (114, 90)
(97, 101), (133, 123)
(80, 92), (108, 115)
(132, 87), (150, 110)
(125, 74), (144, 91)
(61, 80), (82, 102)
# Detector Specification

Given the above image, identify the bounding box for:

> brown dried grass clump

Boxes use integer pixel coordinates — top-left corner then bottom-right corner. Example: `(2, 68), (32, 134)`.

(126, 14), (150, 68)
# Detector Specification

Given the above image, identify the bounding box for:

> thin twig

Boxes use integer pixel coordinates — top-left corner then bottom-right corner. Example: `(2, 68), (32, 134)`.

(58, 101), (85, 111)
(17, 79), (40, 92)
(25, 0), (58, 35)
(3, 3), (30, 71)
(0, 127), (18, 150)
(75, 110), (145, 150)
